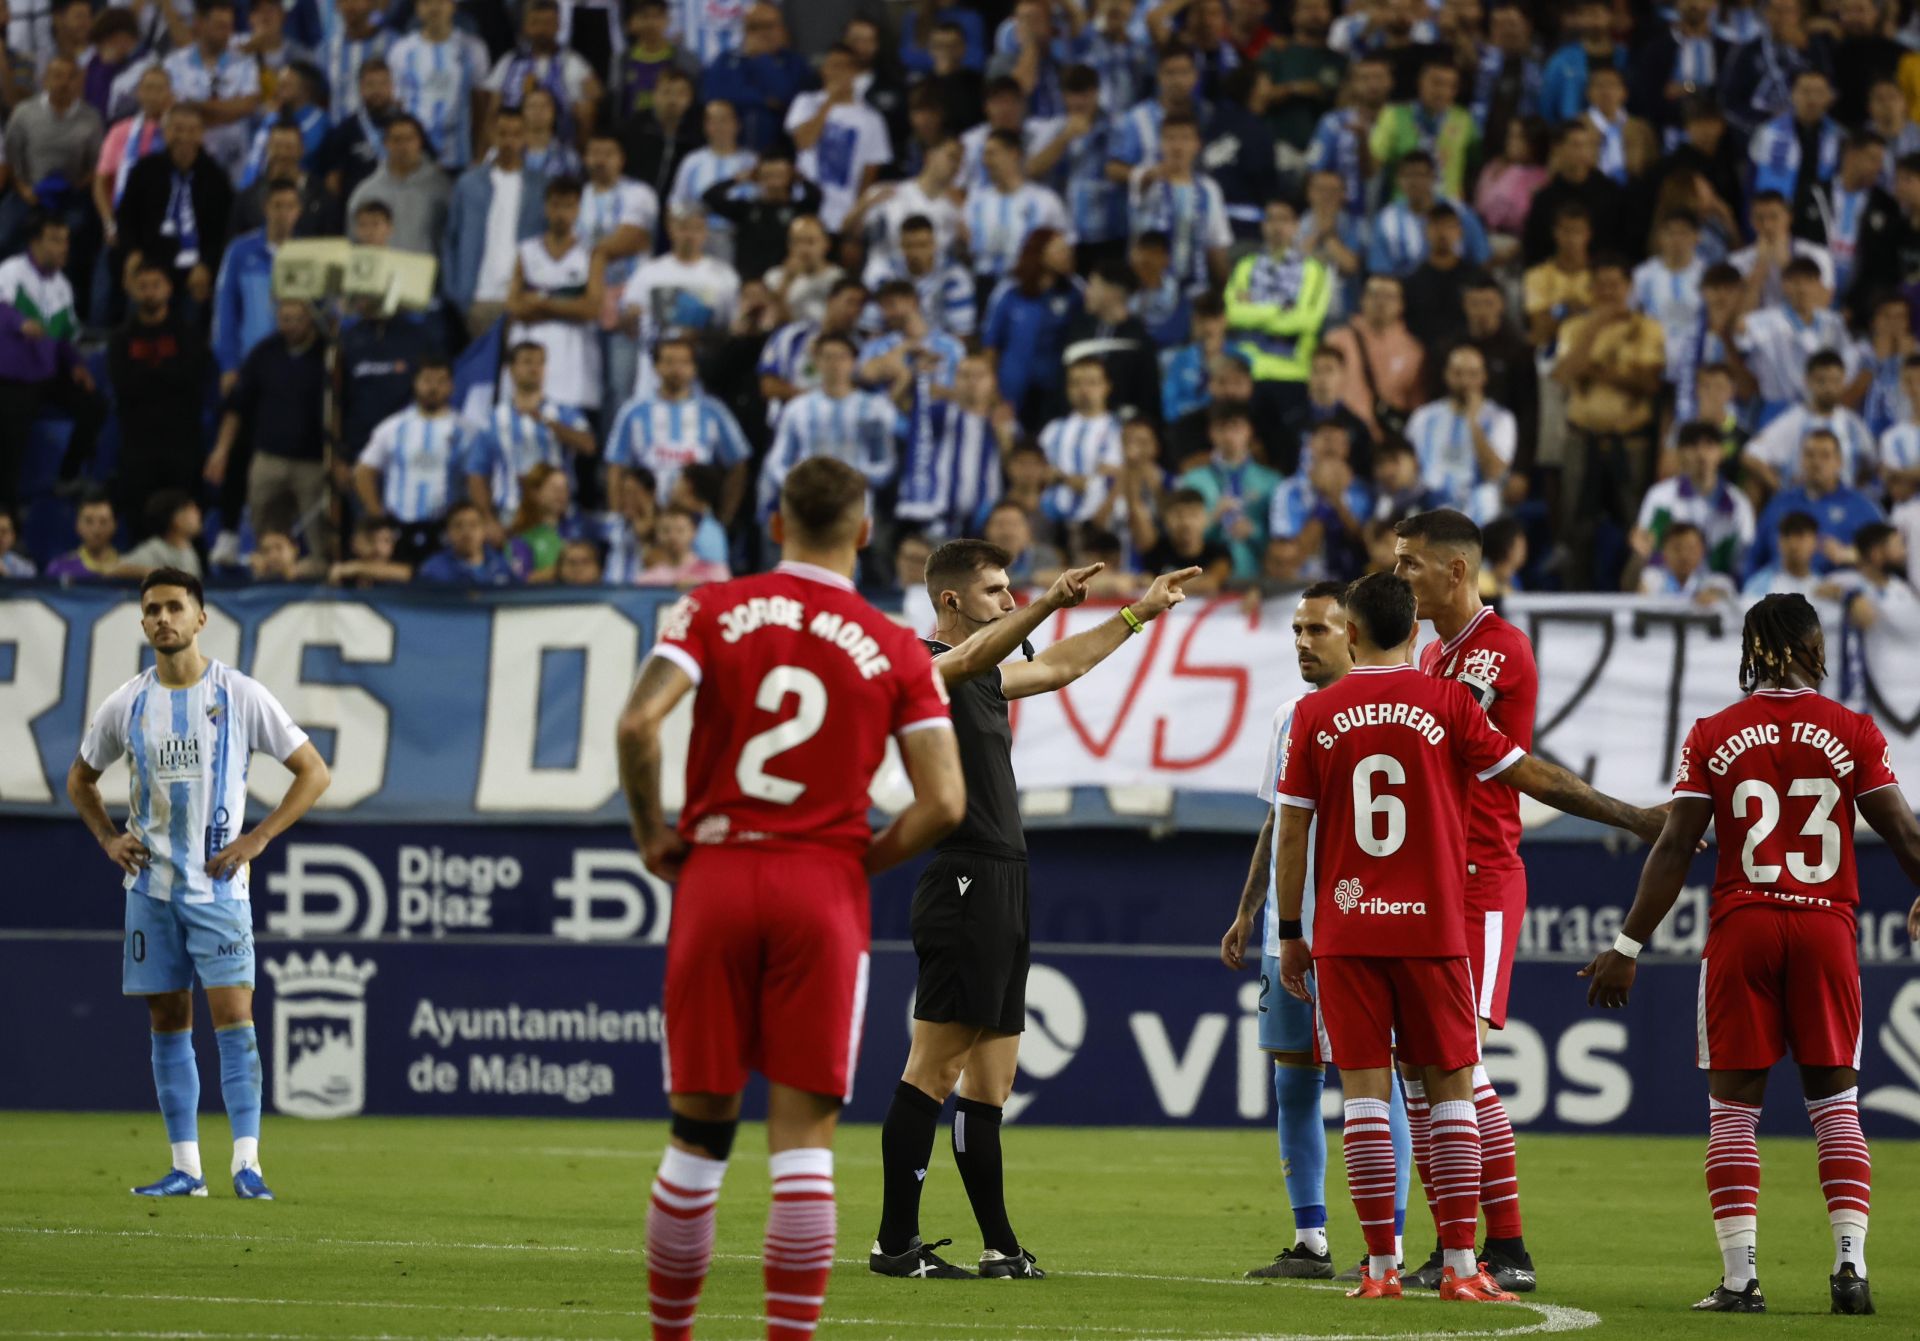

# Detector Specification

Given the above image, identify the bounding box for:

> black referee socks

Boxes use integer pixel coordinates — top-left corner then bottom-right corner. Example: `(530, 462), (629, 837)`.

(953, 1097), (1019, 1256)
(877, 1080), (944, 1255)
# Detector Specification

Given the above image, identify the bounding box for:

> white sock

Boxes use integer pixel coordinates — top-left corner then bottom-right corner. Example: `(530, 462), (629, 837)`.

(1394, 1233), (1404, 1264)
(1443, 1247), (1477, 1278)
(1294, 1226), (1328, 1255)
(171, 1141), (202, 1179)
(1369, 1253), (1397, 1278)
(1833, 1218), (1867, 1278)
(232, 1137), (260, 1175)
(1716, 1216), (1758, 1291)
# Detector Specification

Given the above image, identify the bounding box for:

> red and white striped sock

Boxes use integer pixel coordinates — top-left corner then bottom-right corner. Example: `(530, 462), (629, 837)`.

(1402, 1076), (1439, 1222)
(1707, 1097), (1762, 1290)
(1428, 1098), (1483, 1272)
(646, 1146), (728, 1340)
(1473, 1065), (1523, 1240)
(765, 1147), (836, 1340)
(1342, 1097), (1399, 1272)
(1807, 1087), (1870, 1278)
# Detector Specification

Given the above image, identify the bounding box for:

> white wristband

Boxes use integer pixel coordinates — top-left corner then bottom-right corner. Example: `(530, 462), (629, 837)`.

(1613, 933), (1643, 961)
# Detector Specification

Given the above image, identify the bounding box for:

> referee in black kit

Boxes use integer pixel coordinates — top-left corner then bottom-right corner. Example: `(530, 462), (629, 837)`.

(869, 541), (1199, 1280)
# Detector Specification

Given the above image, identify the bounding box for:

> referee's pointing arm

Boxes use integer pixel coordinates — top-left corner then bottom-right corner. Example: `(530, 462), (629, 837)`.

(934, 562), (1107, 686)
(997, 567), (1202, 700)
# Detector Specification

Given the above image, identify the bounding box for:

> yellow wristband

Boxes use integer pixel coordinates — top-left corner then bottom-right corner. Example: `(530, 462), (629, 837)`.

(1120, 604), (1145, 634)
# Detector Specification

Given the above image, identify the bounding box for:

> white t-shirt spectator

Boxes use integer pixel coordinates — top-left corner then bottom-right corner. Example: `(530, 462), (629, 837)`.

(963, 181), (1070, 280)
(784, 92), (891, 231)
(474, 167), (524, 304)
(1404, 396), (1517, 525)
(1745, 403), (1876, 486)
(1728, 239), (1835, 307)
(622, 252), (740, 335)
(1037, 411), (1122, 523)
(1735, 305), (1858, 407)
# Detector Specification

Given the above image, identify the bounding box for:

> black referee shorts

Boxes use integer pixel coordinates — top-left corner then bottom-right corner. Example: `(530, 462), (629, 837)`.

(910, 849), (1030, 1036)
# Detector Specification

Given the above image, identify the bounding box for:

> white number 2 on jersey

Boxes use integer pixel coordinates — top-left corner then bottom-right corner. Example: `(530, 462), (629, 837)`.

(1351, 753), (1408, 857)
(734, 666), (829, 804)
(1730, 776), (1842, 884)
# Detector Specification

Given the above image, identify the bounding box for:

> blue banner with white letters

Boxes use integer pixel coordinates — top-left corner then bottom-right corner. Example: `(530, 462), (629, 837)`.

(5, 818), (1920, 1134)
(0, 585), (684, 824)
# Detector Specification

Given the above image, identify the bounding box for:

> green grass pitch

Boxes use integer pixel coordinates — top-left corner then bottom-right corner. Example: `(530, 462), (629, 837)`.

(2, 1113), (1915, 1340)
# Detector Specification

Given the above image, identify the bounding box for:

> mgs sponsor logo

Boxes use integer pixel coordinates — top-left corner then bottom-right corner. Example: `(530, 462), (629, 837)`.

(263, 950), (378, 1119)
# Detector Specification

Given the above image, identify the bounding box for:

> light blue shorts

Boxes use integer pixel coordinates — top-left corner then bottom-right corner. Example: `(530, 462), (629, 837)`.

(123, 891), (255, 995)
(1259, 952), (1319, 1054)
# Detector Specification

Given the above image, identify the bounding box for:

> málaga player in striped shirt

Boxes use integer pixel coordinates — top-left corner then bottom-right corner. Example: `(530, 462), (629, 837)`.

(66, 570), (331, 1199)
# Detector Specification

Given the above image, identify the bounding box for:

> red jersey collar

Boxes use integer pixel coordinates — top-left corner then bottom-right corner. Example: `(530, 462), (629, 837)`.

(1439, 605), (1494, 656)
(1753, 687), (1817, 697)
(1348, 663), (1418, 675)
(775, 560), (856, 591)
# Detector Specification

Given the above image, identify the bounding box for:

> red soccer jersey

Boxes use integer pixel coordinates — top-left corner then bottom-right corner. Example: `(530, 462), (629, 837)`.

(1276, 663), (1524, 958)
(1674, 687), (1898, 928)
(1419, 605), (1537, 876)
(650, 561), (952, 856)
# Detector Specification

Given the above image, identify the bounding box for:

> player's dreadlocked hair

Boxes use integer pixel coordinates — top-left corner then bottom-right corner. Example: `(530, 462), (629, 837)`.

(1739, 593), (1826, 695)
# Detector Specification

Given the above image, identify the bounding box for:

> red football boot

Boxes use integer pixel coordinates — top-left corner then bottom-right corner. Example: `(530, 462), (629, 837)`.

(1346, 1267), (1405, 1299)
(1439, 1265), (1518, 1302)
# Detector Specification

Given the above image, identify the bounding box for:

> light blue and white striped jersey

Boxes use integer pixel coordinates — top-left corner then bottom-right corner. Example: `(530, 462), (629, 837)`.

(1632, 256), (1705, 378)
(1304, 107), (1371, 215)
(360, 406), (476, 521)
(1111, 99), (1167, 170)
(671, 0), (748, 68)
(1129, 171), (1231, 296)
(1268, 465), (1373, 581)
(605, 389), (751, 503)
(757, 319), (821, 425)
(857, 329), (966, 394)
(963, 181), (1070, 280)
(1072, 26), (1149, 112)
(898, 398), (1002, 537)
(1747, 403), (1876, 485)
(323, 27), (394, 122)
(669, 146), (755, 245)
(1812, 184), (1872, 298)
(388, 29), (491, 170)
(760, 389), (900, 515)
(959, 120), (1054, 191)
(1879, 121), (1920, 193)
(1749, 112), (1842, 200)
(1026, 114), (1129, 244)
(81, 660), (308, 904)
(1256, 695), (1317, 958)
(577, 178), (659, 288)
(1735, 305), (1858, 406)
(1714, 4), (1765, 44)
(465, 397), (589, 516)
(522, 137), (584, 180)
(162, 44), (261, 178)
(1862, 353), (1911, 438)
(1363, 196), (1491, 277)
(1880, 422), (1920, 476)
(1405, 397), (1518, 524)
(1037, 411), (1123, 523)
(860, 253), (977, 339)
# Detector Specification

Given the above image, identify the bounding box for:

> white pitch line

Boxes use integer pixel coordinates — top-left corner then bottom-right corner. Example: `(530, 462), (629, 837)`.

(0, 1226), (1600, 1341)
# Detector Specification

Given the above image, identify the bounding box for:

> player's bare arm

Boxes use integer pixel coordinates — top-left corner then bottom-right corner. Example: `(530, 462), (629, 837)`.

(616, 655), (697, 879)
(935, 562), (1104, 686)
(1269, 803), (1313, 999)
(1579, 795), (1715, 1008)
(207, 742), (331, 881)
(1220, 807), (1273, 970)
(1497, 753), (1667, 843)
(864, 724), (965, 874)
(1856, 786), (1920, 942)
(1001, 566), (1202, 700)
(66, 757), (149, 876)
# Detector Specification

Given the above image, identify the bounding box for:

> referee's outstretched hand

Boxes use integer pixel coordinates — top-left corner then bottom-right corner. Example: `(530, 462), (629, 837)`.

(1136, 566), (1204, 619)
(1046, 562), (1105, 609)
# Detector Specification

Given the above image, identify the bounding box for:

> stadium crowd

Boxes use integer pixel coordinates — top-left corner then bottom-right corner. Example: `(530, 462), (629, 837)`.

(1, 0), (1920, 633)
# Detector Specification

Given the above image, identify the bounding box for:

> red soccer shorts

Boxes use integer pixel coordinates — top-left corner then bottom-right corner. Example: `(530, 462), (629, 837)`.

(1465, 863), (1527, 1029)
(662, 843), (872, 1102)
(1697, 903), (1861, 1072)
(1315, 955), (1482, 1071)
